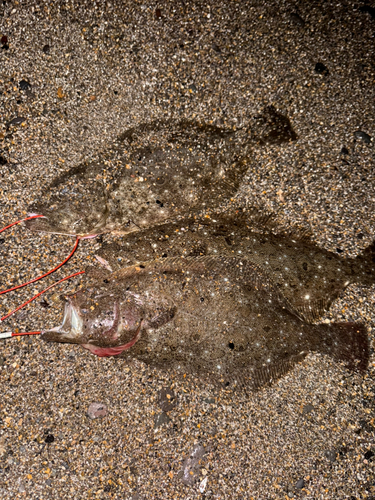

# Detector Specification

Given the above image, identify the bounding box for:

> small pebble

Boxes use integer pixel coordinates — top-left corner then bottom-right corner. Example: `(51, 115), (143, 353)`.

(315, 62), (329, 75)
(6, 116), (27, 128)
(354, 131), (371, 144)
(302, 404), (314, 414)
(42, 44), (50, 54)
(324, 449), (337, 462)
(87, 402), (108, 419)
(19, 80), (32, 91)
(203, 397), (216, 404)
(45, 434), (55, 443)
(289, 12), (305, 27)
(359, 5), (375, 19)
(295, 478), (305, 489)
(181, 444), (206, 486)
(1, 35), (8, 49)
(158, 387), (176, 412)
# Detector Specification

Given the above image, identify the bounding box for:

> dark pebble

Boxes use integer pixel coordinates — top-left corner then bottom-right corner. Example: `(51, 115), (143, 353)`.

(6, 116), (27, 128)
(203, 397), (216, 404)
(19, 80), (31, 91)
(289, 12), (305, 27)
(340, 146), (349, 155)
(295, 478), (305, 489)
(158, 387), (176, 412)
(364, 450), (374, 461)
(155, 8), (162, 18)
(1, 35), (9, 50)
(154, 411), (170, 428)
(40, 299), (50, 309)
(359, 5), (375, 20)
(358, 419), (373, 433)
(45, 434), (55, 444)
(45, 479), (52, 487)
(42, 44), (50, 54)
(189, 83), (197, 93)
(354, 130), (371, 144)
(324, 449), (337, 462)
(0, 156), (7, 166)
(315, 62), (329, 75)
(302, 404), (314, 414)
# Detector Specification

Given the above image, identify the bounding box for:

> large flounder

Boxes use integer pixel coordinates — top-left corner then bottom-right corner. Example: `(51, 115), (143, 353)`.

(25, 107), (296, 238)
(92, 214), (375, 323)
(42, 256), (369, 391)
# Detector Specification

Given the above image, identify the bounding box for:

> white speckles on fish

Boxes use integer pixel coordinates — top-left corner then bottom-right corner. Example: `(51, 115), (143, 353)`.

(41, 256), (369, 391)
(25, 108), (296, 238)
(93, 214), (375, 323)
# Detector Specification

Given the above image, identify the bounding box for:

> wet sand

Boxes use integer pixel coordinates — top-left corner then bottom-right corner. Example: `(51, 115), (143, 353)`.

(0, 1), (374, 498)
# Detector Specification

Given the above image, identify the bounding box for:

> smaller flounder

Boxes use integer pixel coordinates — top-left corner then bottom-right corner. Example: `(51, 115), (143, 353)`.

(25, 107), (296, 238)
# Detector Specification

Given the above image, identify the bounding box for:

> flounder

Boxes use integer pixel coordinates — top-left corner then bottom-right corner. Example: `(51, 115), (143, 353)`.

(92, 214), (375, 323)
(42, 256), (369, 391)
(25, 107), (296, 238)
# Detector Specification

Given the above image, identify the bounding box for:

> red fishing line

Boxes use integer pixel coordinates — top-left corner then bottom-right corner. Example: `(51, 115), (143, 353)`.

(0, 331), (41, 339)
(0, 215), (85, 339)
(1, 270), (85, 322)
(0, 214), (45, 234)
(0, 235), (80, 295)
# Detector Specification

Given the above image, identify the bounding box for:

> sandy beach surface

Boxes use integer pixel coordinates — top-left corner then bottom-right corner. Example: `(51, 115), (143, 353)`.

(0, 0), (374, 498)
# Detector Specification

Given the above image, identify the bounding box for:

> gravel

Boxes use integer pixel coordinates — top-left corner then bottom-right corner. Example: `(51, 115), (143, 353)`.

(0, 1), (374, 499)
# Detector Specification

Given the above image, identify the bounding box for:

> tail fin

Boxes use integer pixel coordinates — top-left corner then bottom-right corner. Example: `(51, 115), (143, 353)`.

(352, 240), (375, 287)
(321, 322), (369, 372)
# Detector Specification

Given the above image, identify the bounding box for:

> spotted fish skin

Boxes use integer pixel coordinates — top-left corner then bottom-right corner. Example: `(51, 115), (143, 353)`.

(42, 256), (369, 391)
(93, 214), (375, 323)
(25, 107), (296, 238)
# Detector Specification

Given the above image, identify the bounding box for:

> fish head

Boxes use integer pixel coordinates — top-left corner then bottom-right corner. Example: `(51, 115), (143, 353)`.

(25, 168), (109, 238)
(41, 288), (144, 348)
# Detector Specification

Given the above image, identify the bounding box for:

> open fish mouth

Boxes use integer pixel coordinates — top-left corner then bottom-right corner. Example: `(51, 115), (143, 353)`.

(41, 302), (83, 343)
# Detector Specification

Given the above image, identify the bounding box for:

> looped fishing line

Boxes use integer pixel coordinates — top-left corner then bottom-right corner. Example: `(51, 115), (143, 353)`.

(0, 215), (84, 339)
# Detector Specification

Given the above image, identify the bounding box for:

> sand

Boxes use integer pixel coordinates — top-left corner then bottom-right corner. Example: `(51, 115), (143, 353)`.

(0, 0), (374, 498)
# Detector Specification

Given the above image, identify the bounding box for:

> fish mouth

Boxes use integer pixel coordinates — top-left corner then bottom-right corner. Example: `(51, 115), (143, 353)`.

(41, 301), (83, 343)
